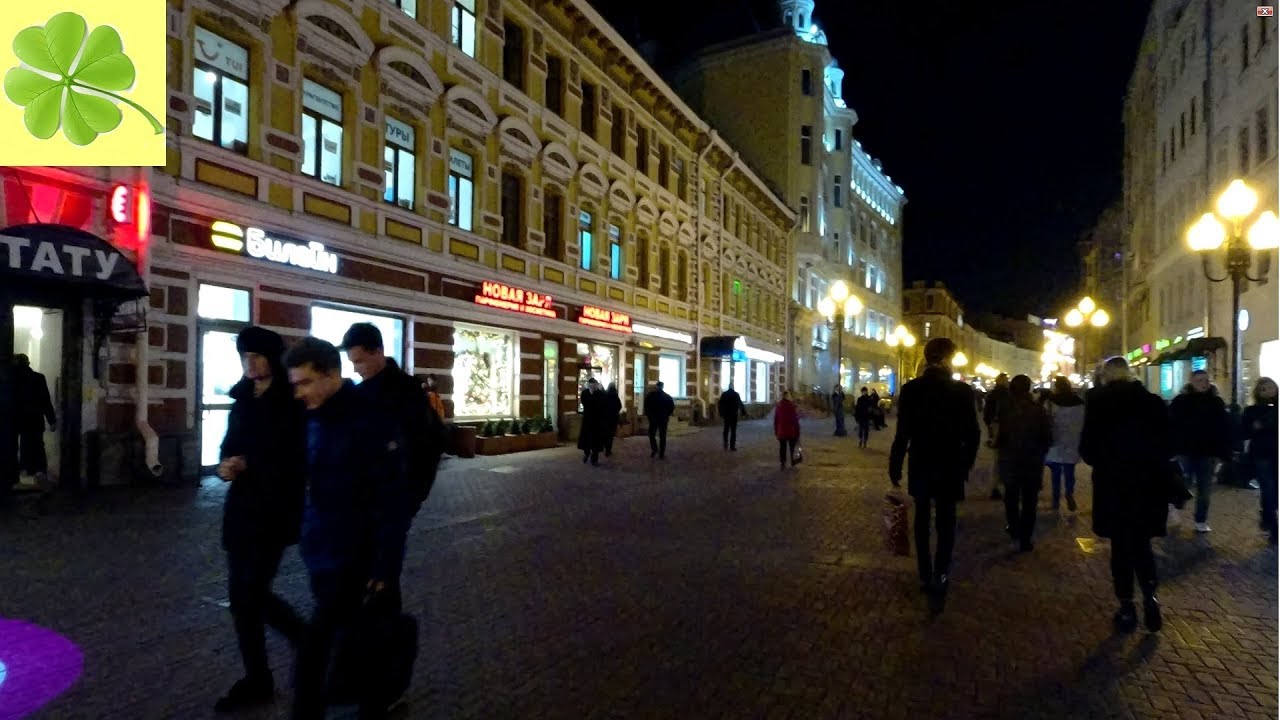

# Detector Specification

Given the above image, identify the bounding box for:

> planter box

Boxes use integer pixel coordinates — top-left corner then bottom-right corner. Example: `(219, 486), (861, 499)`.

(475, 435), (512, 455)
(529, 431), (558, 450)
(453, 426), (477, 458)
(506, 434), (531, 453)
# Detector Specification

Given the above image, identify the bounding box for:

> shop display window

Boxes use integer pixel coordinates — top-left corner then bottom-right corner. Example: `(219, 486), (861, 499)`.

(310, 305), (404, 382)
(659, 354), (684, 397)
(453, 326), (516, 417)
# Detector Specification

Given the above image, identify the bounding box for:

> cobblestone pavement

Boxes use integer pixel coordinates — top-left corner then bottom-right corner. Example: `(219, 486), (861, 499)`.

(1, 416), (1276, 719)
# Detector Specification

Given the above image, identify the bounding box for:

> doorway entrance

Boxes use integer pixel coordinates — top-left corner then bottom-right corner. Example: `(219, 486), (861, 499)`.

(196, 284), (251, 471)
(12, 305), (63, 487)
(543, 340), (558, 428)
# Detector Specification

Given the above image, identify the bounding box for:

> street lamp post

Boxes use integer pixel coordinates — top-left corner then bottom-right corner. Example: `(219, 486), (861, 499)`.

(817, 280), (863, 391)
(1063, 296), (1110, 374)
(1186, 179), (1279, 406)
(886, 324), (917, 392)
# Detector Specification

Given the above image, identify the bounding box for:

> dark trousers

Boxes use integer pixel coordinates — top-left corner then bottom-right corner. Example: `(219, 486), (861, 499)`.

(834, 411), (846, 436)
(16, 430), (47, 476)
(856, 420), (871, 445)
(914, 496), (957, 583)
(293, 567), (368, 720)
(604, 428), (616, 456)
(1048, 462), (1076, 504)
(777, 437), (797, 466)
(1179, 455), (1216, 523)
(648, 420), (668, 457)
(722, 419), (738, 449)
(1001, 468), (1041, 542)
(1257, 459), (1277, 534)
(1110, 531), (1157, 601)
(227, 544), (304, 682)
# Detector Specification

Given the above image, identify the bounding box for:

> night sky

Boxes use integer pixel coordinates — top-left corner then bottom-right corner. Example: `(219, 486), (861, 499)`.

(589, 0), (1153, 317)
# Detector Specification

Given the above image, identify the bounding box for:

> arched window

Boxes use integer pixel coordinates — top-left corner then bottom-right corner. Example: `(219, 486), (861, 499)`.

(677, 251), (689, 303)
(658, 244), (671, 295)
(542, 187), (564, 261)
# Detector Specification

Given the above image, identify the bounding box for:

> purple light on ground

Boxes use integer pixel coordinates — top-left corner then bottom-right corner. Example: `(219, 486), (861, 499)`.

(0, 619), (83, 720)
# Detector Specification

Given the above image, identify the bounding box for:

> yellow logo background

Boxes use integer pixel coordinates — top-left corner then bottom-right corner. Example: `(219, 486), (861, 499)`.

(0, 0), (165, 166)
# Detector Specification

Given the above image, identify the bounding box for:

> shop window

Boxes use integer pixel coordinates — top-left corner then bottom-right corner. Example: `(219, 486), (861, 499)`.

(754, 362), (769, 402)
(577, 342), (618, 405)
(192, 27), (249, 153)
(453, 325), (516, 418)
(633, 353), (647, 399)
(543, 187), (564, 260)
(579, 209), (594, 271)
(391, 0), (416, 18)
(301, 79), (343, 186)
(581, 81), (597, 138)
(608, 224), (622, 279)
(546, 55), (564, 117)
(452, 0), (477, 57)
(448, 148), (475, 231)
(500, 171), (524, 247)
(310, 305), (404, 382)
(197, 284), (250, 321)
(658, 354), (684, 397)
(502, 20), (525, 90)
(383, 117), (416, 210)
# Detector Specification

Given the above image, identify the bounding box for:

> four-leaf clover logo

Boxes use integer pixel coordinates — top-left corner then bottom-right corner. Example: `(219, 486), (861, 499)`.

(2, 12), (162, 145)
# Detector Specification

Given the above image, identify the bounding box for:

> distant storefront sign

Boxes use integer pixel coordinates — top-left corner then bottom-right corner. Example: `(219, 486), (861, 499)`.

(577, 305), (632, 333)
(474, 281), (556, 319)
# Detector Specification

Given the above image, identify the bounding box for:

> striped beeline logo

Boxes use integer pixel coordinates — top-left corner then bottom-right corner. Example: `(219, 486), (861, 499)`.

(211, 220), (244, 252)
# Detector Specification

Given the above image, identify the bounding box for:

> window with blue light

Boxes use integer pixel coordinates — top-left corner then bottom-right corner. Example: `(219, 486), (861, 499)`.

(579, 210), (593, 270)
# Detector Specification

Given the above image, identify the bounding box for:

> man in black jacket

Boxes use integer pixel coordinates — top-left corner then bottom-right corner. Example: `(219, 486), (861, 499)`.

(718, 384), (748, 451)
(341, 322), (444, 518)
(1169, 370), (1230, 532)
(889, 337), (981, 601)
(13, 353), (56, 486)
(286, 337), (412, 720)
(644, 381), (676, 459)
(214, 327), (307, 713)
(981, 373), (1011, 500)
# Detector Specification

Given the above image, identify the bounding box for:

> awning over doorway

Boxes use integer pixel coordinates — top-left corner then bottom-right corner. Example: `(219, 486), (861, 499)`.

(0, 223), (146, 299)
(700, 336), (740, 359)
(1151, 336), (1227, 365)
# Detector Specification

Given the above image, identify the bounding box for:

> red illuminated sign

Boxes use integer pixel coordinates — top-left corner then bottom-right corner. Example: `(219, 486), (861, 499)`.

(475, 281), (557, 318)
(107, 183), (151, 251)
(577, 305), (632, 333)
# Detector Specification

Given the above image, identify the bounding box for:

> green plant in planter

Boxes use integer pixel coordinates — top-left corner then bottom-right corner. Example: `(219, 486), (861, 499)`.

(495, 418), (511, 435)
(541, 416), (555, 433)
(522, 418), (537, 434)
(478, 420), (496, 438)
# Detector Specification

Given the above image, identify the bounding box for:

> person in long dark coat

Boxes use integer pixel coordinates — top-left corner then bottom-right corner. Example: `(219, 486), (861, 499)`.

(831, 385), (848, 436)
(1080, 356), (1172, 634)
(13, 353), (55, 485)
(1242, 377), (1278, 543)
(214, 327), (307, 712)
(578, 378), (606, 466)
(854, 387), (876, 448)
(995, 375), (1052, 552)
(602, 383), (623, 457)
(889, 337), (981, 600)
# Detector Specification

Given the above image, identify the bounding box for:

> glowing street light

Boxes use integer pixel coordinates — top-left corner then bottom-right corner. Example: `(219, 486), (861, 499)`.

(952, 351), (968, 368)
(819, 280), (863, 400)
(886, 325), (918, 388)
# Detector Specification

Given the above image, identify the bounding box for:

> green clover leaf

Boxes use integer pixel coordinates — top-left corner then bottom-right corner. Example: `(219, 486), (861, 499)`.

(2, 12), (160, 145)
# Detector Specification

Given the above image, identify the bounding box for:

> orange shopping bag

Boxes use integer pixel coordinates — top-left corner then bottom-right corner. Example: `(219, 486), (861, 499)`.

(882, 493), (911, 557)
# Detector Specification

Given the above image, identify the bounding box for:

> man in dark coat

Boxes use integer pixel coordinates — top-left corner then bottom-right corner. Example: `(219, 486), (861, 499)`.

(342, 322), (444, 519)
(995, 375), (1052, 552)
(214, 327), (307, 712)
(644, 381), (676, 459)
(1080, 356), (1172, 634)
(602, 382), (623, 457)
(1168, 370), (1230, 532)
(854, 387), (876, 448)
(889, 337), (981, 598)
(13, 353), (55, 485)
(578, 378), (606, 465)
(718, 384), (748, 450)
(982, 373), (1011, 500)
(285, 338), (413, 720)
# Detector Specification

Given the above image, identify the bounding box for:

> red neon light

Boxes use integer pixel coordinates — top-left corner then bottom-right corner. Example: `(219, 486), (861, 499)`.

(110, 185), (130, 223)
(134, 186), (151, 245)
(475, 281), (556, 318)
(577, 305), (632, 333)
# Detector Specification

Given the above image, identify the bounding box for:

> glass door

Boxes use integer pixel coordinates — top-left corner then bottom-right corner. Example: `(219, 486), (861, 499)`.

(543, 340), (558, 428)
(197, 285), (251, 470)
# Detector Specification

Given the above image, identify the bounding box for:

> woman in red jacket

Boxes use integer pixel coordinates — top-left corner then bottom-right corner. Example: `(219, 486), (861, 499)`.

(774, 391), (802, 469)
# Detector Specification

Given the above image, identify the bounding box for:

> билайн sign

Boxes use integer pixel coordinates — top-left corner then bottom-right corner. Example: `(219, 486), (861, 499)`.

(210, 220), (339, 274)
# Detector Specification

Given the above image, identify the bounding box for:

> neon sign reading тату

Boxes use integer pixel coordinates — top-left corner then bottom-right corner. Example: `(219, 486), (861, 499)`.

(475, 281), (556, 318)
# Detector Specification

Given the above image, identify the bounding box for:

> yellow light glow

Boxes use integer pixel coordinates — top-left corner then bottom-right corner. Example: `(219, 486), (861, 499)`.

(1216, 179), (1258, 223)
(830, 280), (849, 303)
(817, 297), (835, 319)
(1064, 309), (1085, 327)
(1187, 213), (1227, 252)
(1078, 297), (1096, 315)
(1090, 309), (1110, 328)
(902, 333), (917, 348)
(887, 334), (900, 347)
(844, 295), (863, 316)
(952, 352), (968, 368)
(1248, 210), (1280, 250)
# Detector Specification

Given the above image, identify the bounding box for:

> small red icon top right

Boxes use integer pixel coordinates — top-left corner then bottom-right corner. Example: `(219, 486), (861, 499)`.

(1260, 6), (1276, 17)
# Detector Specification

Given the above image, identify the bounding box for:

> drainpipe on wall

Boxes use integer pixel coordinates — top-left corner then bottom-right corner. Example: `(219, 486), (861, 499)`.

(692, 130), (716, 418)
(132, 172), (162, 479)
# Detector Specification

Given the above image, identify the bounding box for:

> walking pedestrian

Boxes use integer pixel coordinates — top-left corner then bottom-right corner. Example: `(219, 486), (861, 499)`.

(774, 390), (801, 470)
(602, 382), (623, 457)
(870, 389), (886, 430)
(213, 327), (307, 713)
(284, 337), (412, 720)
(12, 353), (55, 487)
(1169, 370), (1231, 532)
(577, 379), (605, 465)
(644, 381), (675, 459)
(342, 322), (445, 525)
(1080, 356), (1172, 633)
(1242, 377), (1278, 543)
(888, 338), (981, 599)
(1044, 376), (1085, 512)
(832, 385), (848, 437)
(854, 388), (875, 448)
(719, 384), (748, 450)
(995, 375), (1052, 552)
(982, 373), (1011, 501)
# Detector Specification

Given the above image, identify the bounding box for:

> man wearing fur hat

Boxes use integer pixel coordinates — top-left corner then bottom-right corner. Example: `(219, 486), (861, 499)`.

(214, 326), (307, 713)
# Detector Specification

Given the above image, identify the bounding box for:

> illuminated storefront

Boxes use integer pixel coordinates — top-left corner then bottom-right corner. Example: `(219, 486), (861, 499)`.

(704, 336), (784, 404)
